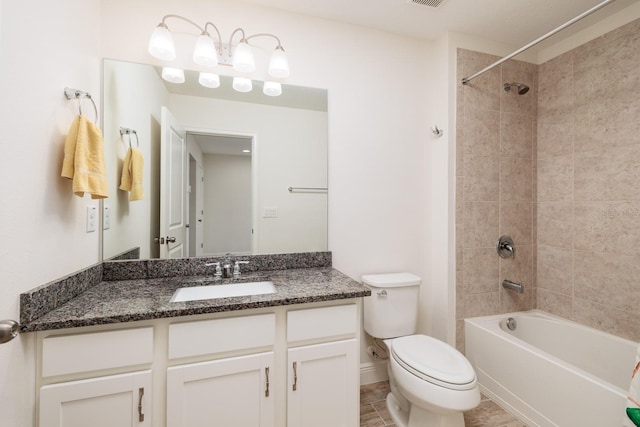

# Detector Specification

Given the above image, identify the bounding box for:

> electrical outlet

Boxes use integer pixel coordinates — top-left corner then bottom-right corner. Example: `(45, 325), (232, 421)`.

(86, 206), (97, 233)
(263, 207), (278, 218)
(103, 206), (111, 230)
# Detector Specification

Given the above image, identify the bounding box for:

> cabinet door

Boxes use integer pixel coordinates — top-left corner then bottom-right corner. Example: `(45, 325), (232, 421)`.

(167, 352), (274, 427)
(39, 370), (151, 427)
(288, 339), (358, 427)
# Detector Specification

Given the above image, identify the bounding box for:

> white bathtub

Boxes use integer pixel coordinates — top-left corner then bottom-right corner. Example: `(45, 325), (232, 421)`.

(465, 310), (637, 427)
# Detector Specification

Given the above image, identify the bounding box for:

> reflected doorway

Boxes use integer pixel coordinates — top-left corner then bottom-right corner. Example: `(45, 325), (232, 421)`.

(187, 133), (254, 256)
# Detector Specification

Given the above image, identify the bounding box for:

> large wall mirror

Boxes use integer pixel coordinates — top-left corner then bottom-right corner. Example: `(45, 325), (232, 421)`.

(102, 59), (328, 260)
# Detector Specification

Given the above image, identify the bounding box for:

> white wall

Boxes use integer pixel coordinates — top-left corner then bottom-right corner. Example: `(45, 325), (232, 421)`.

(203, 153), (252, 254)
(102, 60), (169, 259)
(0, 1), (102, 425)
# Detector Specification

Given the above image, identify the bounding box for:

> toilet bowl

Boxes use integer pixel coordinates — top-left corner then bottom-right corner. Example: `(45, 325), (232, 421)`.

(362, 273), (480, 427)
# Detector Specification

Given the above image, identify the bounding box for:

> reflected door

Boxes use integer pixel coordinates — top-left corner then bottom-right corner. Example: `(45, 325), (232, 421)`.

(160, 106), (187, 259)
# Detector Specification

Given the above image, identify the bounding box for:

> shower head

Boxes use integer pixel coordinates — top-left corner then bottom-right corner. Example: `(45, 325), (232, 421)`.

(504, 82), (530, 95)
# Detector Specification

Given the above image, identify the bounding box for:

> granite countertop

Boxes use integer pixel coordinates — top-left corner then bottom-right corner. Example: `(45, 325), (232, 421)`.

(22, 267), (370, 332)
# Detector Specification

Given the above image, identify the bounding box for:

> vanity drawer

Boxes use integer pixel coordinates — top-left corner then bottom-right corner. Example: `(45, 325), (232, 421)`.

(42, 327), (154, 377)
(168, 313), (276, 359)
(287, 304), (357, 343)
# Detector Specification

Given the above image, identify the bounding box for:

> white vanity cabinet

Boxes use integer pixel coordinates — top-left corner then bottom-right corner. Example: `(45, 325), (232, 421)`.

(286, 305), (359, 427)
(38, 328), (154, 427)
(166, 314), (276, 427)
(35, 300), (361, 427)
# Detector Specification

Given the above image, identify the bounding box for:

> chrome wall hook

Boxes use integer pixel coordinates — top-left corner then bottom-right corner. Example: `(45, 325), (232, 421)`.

(431, 125), (444, 137)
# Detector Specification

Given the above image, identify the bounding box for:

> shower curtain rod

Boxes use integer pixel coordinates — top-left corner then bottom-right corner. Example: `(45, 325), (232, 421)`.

(461, 0), (616, 85)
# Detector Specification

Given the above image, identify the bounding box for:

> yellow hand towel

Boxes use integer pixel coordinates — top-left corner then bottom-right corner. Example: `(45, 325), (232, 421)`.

(61, 115), (109, 199)
(119, 147), (144, 201)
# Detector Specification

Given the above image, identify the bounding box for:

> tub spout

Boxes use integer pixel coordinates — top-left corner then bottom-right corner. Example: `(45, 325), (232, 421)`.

(502, 279), (524, 294)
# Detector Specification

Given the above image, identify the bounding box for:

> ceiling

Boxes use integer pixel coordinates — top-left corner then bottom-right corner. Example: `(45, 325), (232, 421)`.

(238, 0), (638, 50)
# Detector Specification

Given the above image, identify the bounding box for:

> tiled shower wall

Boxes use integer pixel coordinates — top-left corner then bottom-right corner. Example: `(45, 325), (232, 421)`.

(536, 18), (640, 341)
(456, 17), (640, 348)
(455, 49), (538, 350)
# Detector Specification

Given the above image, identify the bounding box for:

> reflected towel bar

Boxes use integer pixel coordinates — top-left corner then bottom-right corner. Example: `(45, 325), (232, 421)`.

(288, 186), (328, 193)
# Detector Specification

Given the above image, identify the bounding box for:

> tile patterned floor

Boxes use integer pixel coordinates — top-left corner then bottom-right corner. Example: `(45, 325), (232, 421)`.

(360, 381), (527, 427)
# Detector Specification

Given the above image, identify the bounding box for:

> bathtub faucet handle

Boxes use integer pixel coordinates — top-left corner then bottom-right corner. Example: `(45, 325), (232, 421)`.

(496, 235), (516, 259)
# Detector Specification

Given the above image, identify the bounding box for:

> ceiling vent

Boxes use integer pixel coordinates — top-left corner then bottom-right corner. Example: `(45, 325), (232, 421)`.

(407, 0), (449, 7)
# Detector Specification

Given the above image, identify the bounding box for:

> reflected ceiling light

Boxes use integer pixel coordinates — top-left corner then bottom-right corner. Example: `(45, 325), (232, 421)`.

(233, 77), (253, 93)
(263, 81), (282, 97)
(198, 72), (220, 88)
(148, 14), (289, 95)
(161, 67), (185, 84)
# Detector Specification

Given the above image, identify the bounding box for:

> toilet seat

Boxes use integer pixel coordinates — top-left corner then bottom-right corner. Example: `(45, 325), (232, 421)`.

(390, 335), (476, 391)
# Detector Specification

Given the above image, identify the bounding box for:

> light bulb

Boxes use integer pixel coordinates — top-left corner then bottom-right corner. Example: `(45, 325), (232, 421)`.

(193, 33), (218, 67)
(148, 24), (176, 61)
(268, 46), (290, 78)
(199, 72), (220, 88)
(161, 67), (185, 84)
(263, 81), (282, 97)
(232, 40), (256, 73)
(233, 77), (253, 93)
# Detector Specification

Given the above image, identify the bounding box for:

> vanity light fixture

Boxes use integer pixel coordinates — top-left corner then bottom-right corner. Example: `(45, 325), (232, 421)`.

(148, 14), (290, 95)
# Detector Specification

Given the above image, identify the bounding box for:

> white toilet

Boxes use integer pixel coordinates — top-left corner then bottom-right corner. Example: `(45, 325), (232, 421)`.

(362, 273), (480, 427)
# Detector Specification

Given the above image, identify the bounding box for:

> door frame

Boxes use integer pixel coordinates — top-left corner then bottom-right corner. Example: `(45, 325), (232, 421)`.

(185, 126), (258, 255)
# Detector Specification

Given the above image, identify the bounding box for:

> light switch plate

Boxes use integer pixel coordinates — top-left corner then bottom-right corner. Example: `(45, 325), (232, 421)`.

(86, 206), (97, 233)
(103, 206), (111, 230)
(263, 207), (278, 218)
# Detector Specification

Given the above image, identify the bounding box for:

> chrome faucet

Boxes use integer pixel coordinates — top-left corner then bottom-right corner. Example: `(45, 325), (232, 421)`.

(205, 262), (222, 278)
(234, 261), (250, 277)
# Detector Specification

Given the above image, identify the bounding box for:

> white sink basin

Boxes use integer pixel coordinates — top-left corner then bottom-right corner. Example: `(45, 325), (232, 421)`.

(170, 281), (275, 302)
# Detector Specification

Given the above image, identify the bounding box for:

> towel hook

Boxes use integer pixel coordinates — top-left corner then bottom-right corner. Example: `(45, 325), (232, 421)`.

(119, 128), (139, 149)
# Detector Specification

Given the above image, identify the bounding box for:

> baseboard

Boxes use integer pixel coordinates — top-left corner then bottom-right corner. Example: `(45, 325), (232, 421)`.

(360, 361), (388, 385)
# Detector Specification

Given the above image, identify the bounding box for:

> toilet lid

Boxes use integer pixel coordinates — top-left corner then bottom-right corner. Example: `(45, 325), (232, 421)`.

(391, 335), (476, 390)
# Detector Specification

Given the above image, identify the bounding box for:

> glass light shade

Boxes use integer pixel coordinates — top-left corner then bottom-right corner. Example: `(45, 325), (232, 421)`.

(232, 77), (253, 93)
(199, 72), (220, 88)
(232, 41), (256, 73)
(148, 25), (176, 61)
(263, 81), (282, 97)
(268, 47), (290, 78)
(161, 67), (185, 84)
(193, 34), (218, 67)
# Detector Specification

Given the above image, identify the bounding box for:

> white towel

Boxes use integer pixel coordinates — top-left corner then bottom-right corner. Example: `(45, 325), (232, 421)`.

(624, 343), (640, 426)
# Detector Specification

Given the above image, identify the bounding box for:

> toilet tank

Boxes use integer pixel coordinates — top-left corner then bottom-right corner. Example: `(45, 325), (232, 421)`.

(362, 273), (421, 339)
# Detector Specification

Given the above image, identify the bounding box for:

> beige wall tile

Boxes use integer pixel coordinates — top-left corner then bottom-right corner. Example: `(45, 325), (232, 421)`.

(500, 201), (533, 245)
(537, 202), (573, 248)
(460, 49), (501, 111)
(537, 289), (573, 320)
(574, 201), (640, 254)
(500, 157), (532, 202)
(463, 292), (500, 318)
(463, 106), (500, 156)
(501, 112), (533, 159)
(500, 286), (533, 313)
(463, 247), (499, 294)
(574, 250), (640, 312)
(463, 155), (500, 201)
(500, 244), (533, 288)
(574, 145), (640, 201)
(537, 119), (573, 160)
(537, 155), (573, 202)
(536, 244), (573, 295)
(573, 299), (640, 342)
(463, 202), (499, 248)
